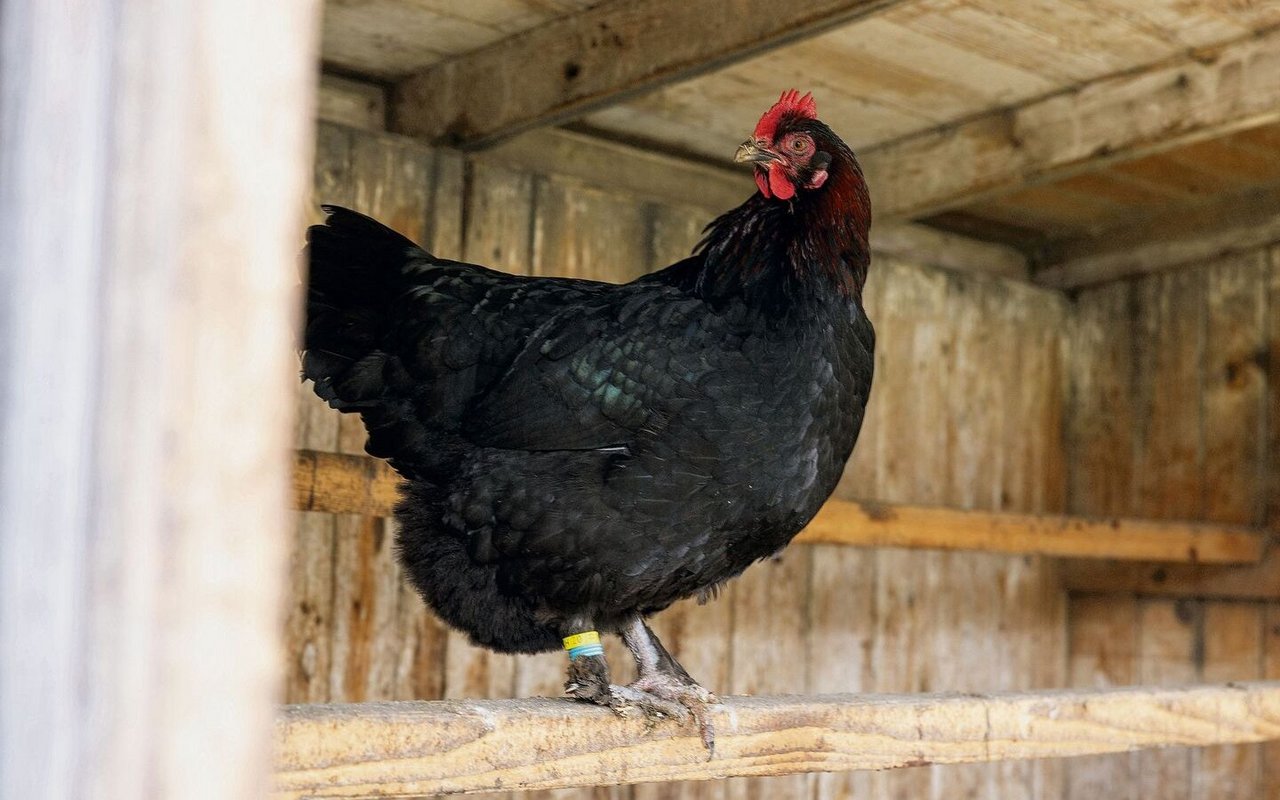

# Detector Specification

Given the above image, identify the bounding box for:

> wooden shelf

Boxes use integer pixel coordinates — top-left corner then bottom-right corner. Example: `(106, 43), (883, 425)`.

(274, 682), (1280, 798)
(292, 449), (1266, 564)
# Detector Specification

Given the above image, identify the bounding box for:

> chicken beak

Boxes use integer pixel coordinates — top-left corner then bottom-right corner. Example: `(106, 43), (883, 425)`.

(734, 140), (779, 165)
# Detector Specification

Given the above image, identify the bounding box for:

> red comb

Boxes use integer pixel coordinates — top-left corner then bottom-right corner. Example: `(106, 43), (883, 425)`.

(754, 90), (818, 140)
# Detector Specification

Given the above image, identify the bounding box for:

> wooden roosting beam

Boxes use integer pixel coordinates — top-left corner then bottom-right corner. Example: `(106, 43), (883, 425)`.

(292, 449), (1267, 564)
(274, 682), (1280, 797)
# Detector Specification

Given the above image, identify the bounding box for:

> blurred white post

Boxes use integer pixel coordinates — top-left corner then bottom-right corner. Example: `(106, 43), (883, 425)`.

(0, 0), (318, 797)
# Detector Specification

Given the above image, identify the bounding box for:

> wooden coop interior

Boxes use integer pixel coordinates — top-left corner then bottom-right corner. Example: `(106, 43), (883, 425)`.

(3, 1), (1279, 799)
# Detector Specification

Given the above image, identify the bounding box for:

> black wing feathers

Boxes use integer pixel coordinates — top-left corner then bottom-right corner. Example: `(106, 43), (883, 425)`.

(303, 206), (701, 477)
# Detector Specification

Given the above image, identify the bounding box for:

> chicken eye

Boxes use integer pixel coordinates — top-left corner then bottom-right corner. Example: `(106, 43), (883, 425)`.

(789, 136), (811, 153)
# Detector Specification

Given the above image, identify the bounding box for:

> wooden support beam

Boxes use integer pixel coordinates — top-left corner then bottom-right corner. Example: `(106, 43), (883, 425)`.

(274, 682), (1280, 797)
(391, 0), (905, 148)
(1033, 183), (1280, 290)
(0, 0), (317, 796)
(861, 27), (1280, 220)
(291, 450), (1265, 564)
(794, 499), (1266, 564)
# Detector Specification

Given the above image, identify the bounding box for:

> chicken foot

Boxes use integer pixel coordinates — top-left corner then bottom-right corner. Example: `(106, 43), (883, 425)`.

(564, 616), (720, 755)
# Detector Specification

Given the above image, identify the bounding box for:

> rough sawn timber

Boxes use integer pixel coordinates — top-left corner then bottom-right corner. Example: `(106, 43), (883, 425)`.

(391, 0), (907, 147)
(861, 26), (1280, 220)
(291, 450), (1266, 564)
(273, 682), (1280, 798)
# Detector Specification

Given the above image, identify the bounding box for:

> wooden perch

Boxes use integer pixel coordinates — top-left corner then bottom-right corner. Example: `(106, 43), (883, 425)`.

(292, 450), (1266, 564)
(274, 682), (1280, 797)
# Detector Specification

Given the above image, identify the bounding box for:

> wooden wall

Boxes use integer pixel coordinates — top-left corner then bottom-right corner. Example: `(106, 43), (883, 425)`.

(1064, 247), (1280, 800)
(286, 120), (1073, 799)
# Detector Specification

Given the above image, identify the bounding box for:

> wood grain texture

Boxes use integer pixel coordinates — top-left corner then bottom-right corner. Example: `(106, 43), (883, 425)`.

(1065, 596), (1140, 800)
(391, 0), (906, 146)
(0, 0), (318, 797)
(291, 449), (1267, 565)
(273, 683), (1280, 798)
(861, 27), (1280, 220)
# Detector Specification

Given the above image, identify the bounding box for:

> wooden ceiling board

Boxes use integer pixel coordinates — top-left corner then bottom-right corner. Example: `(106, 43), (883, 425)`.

(1161, 135), (1280, 187)
(1050, 171), (1186, 211)
(969, 183), (1127, 236)
(1109, 152), (1247, 202)
(321, 0), (600, 78)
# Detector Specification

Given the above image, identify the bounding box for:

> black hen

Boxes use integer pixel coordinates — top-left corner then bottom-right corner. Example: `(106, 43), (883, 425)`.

(302, 91), (874, 743)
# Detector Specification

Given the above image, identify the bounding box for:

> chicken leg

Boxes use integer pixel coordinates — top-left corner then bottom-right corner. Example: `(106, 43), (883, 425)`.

(564, 616), (720, 752)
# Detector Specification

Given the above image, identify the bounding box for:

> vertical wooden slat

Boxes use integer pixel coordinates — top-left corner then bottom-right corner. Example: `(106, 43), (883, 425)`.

(1192, 603), (1264, 800)
(285, 122), (354, 705)
(725, 553), (813, 800)
(1065, 595), (1140, 800)
(1067, 282), (1136, 517)
(1136, 599), (1197, 800)
(0, 0), (318, 798)
(531, 177), (649, 282)
(871, 259), (946, 800)
(1134, 269), (1207, 522)
(1203, 253), (1269, 527)
(1264, 604), (1280, 800)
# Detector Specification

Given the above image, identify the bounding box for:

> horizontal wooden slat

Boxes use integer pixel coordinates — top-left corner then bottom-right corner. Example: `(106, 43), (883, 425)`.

(291, 449), (1265, 564)
(795, 500), (1265, 564)
(861, 26), (1280, 221)
(274, 682), (1280, 797)
(391, 0), (905, 147)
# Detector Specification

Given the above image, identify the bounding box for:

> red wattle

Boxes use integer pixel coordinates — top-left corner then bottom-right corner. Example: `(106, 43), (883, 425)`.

(768, 163), (795, 200)
(755, 171), (771, 198)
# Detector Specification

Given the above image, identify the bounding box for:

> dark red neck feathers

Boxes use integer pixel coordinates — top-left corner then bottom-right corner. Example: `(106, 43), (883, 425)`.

(695, 141), (871, 309)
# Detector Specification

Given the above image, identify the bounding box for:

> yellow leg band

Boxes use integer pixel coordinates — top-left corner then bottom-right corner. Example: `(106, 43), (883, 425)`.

(563, 630), (603, 660)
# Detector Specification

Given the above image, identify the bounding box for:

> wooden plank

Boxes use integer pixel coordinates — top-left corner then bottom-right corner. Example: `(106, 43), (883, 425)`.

(1265, 605), (1280, 800)
(479, 126), (750, 212)
(1036, 184), (1280, 290)
(273, 682), (1280, 798)
(285, 122), (353, 706)
(317, 74), (386, 132)
(1192, 603), (1265, 800)
(862, 27), (1280, 221)
(0, 0), (317, 796)
(1268, 246), (1280, 533)
(1065, 595), (1140, 800)
(797, 502), (1265, 564)
(871, 222), (1029, 280)
(291, 449), (1268, 565)
(1134, 268), (1206, 523)
(725, 550), (813, 800)
(1204, 253), (1269, 525)
(391, 0), (906, 147)
(1136, 600), (1197, 800)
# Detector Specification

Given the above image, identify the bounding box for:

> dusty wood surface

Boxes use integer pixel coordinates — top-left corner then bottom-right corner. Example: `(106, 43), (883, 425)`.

(861, 27), (1280, 220)
(291, 449), (1264, 564)
(273, 683), (1280, 798)
(391, 0), (905, 146)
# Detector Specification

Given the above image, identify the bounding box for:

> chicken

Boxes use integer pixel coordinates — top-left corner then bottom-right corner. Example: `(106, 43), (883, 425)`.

(302, 90), (874, 748)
